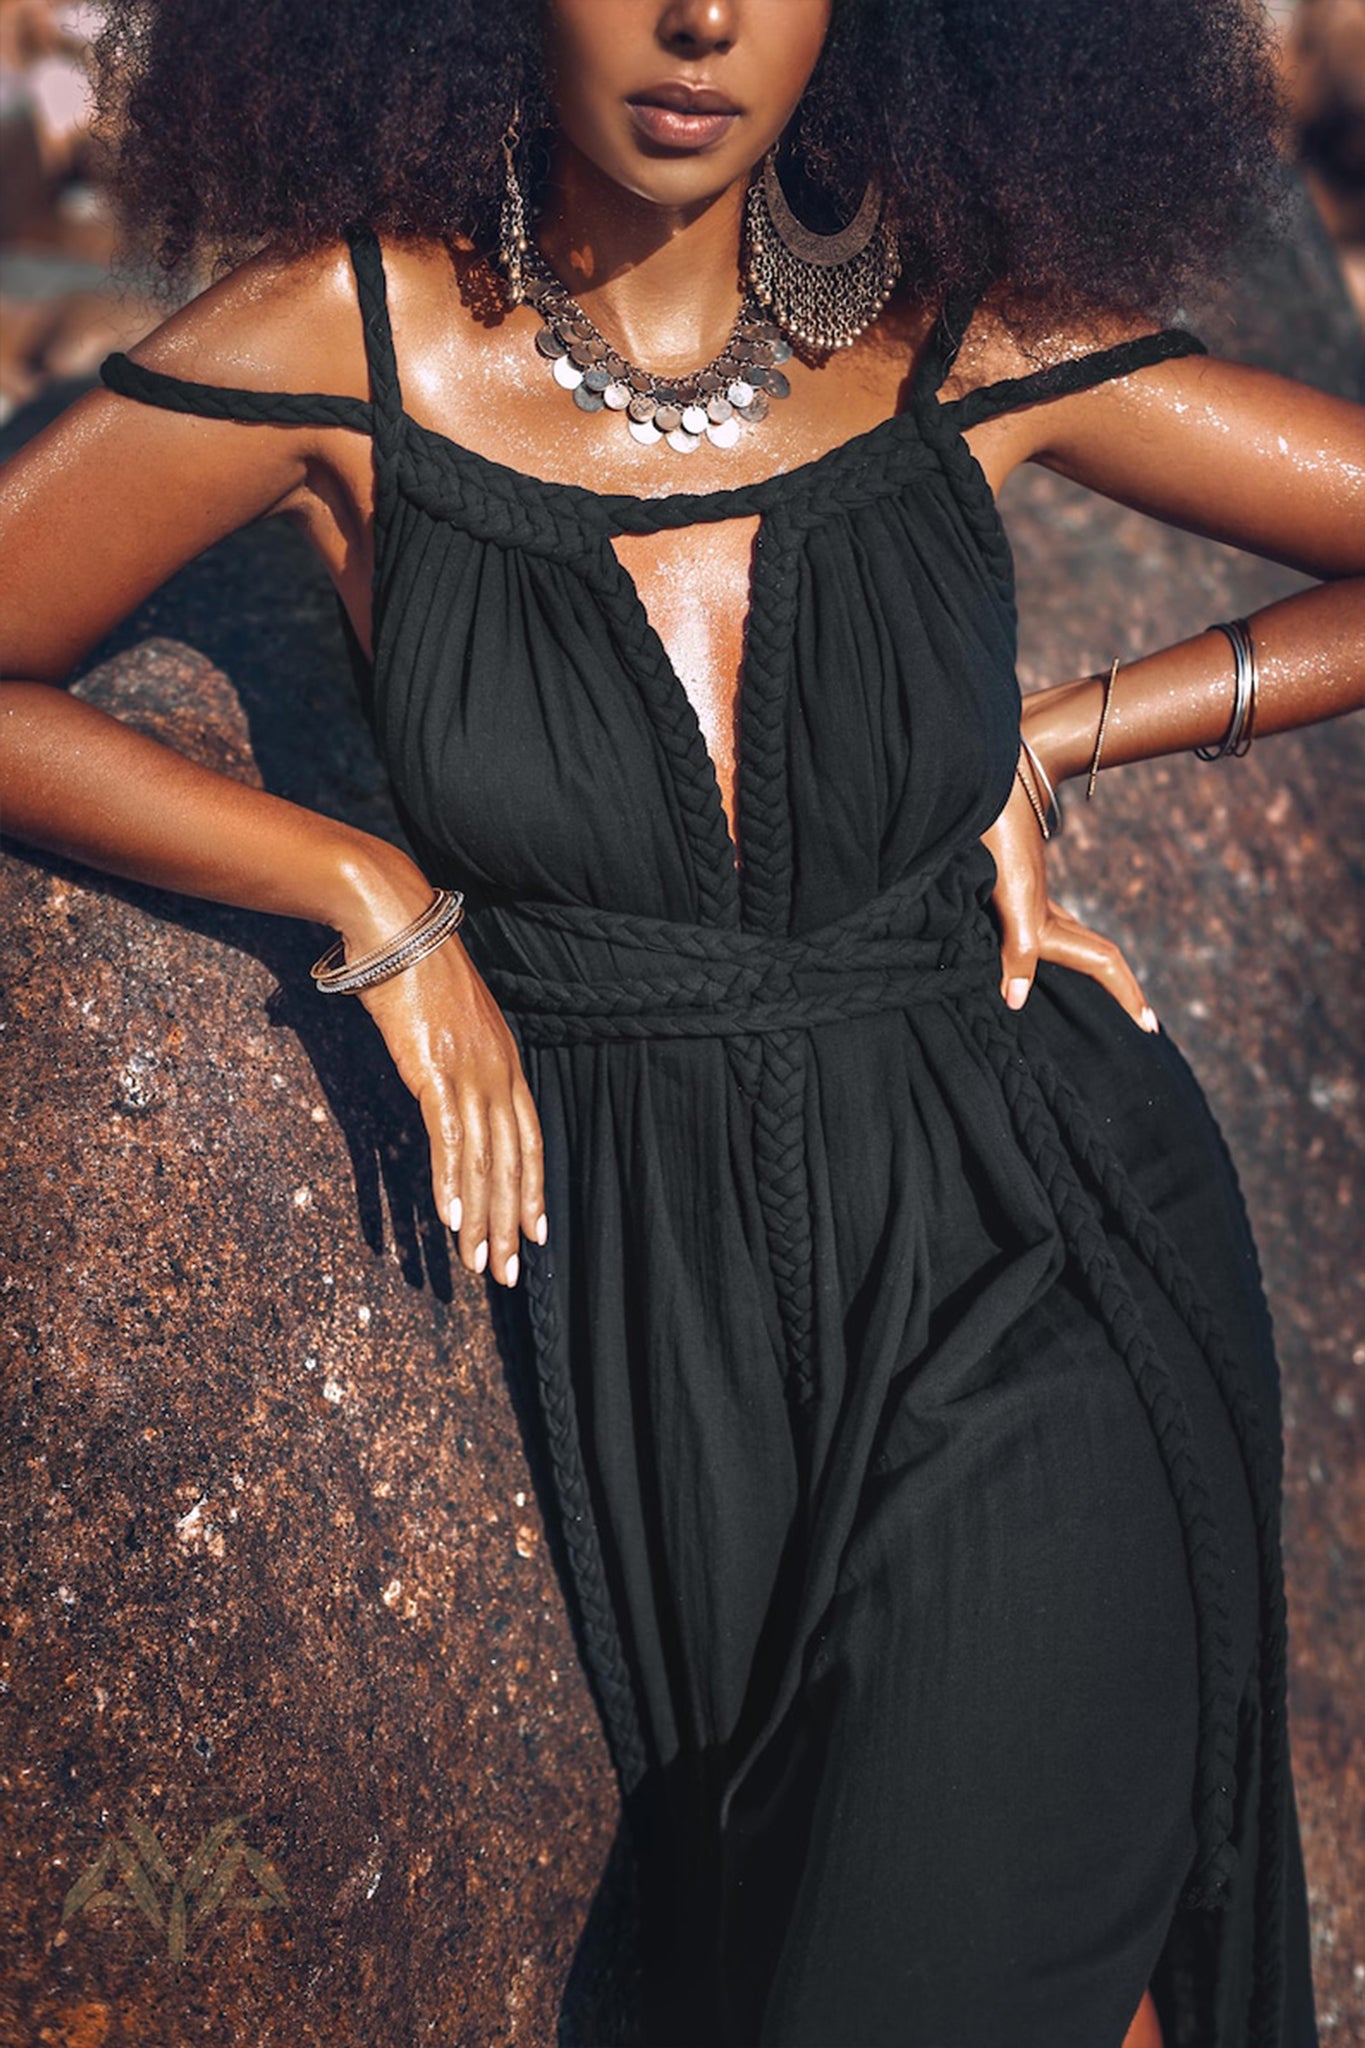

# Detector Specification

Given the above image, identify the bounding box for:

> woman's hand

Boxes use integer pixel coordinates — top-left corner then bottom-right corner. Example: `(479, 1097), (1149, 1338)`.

(352, 922), (546, 1287)
(981, 748), (1158, 1032)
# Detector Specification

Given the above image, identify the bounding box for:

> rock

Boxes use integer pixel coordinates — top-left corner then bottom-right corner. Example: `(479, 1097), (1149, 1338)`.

(0, 532), (638, 2045)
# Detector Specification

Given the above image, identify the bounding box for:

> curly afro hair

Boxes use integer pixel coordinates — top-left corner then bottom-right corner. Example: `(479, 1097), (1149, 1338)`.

(92, 0), (1287, 331)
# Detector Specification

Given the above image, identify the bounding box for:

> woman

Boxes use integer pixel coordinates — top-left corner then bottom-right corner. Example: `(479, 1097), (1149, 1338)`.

(1, 0), (1361, 2041)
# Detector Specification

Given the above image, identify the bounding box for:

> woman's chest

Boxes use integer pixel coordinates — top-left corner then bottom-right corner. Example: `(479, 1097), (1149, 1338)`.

(346, 482), (1021, 922)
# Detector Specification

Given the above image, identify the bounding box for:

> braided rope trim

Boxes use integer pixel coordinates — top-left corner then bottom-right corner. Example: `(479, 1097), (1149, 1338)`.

(480, 959), (996, 1045)
(965, 1001), (1242, 1909)
(394, 400), (939, 548)
(342, 226), (405, 529)
(941, 329), (1210, 436)
(522, 1231), (650, 1798)
(911, 386), (1016, 606)
(751, 1028), (816, 1405)
(737, 508), (797, 939)
(98, 352), (375, 434)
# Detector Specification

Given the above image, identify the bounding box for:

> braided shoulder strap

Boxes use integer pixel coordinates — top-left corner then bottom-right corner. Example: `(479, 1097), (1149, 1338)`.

(97, 351), (375, 434)
(939, 327), (1208, 433)
(341, 225), (405, 445)
(95, 221), (413, 459)
(908, 282), (1208, 433)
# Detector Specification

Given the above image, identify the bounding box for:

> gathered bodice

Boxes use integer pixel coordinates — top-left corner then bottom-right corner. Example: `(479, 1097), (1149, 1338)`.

(100, 226), (1206, 952)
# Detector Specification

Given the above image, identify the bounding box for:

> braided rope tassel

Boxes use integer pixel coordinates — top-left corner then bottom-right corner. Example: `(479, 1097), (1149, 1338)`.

(733, 511), (817, 1408)
(736, 511), (799, 935)
(753, 1030), (817, 1406)
(968, 1005), (1242, 1909)
(1021, 1045), (1290, 2045)
(521, 1232), (650, 1798)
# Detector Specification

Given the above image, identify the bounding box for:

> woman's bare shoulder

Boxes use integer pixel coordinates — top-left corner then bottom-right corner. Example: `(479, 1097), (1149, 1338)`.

(121, 230), (499, 411)
(117, 235), (375, 400)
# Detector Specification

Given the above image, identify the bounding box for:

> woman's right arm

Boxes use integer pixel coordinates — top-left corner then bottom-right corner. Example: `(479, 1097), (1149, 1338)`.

(0, 255), (543, 1286)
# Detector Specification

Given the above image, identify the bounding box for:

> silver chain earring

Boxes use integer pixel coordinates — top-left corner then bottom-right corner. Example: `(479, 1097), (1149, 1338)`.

(499, 106), (532, 306)
(743, 146), (902, 353)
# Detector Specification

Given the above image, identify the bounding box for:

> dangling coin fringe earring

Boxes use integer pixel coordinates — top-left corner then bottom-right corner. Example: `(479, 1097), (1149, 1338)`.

(499, 107), (531, 306)
(744, 147), (902, 353)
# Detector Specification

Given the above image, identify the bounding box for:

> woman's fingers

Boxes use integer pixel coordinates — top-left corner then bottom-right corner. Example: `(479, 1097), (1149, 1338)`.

(512, 1074), (548, 1249)
(454, 1091), (493, 1277)
(361, 948), (545, 1283)
(997, 889), (1041, 1011)
(981, 790), (1047, 1009)
(424, 1076), (543, 1285)
(484, 1097), (524, 1286)
(420, 1076), (465, 1238)
(1036, 905), (1158, 1031)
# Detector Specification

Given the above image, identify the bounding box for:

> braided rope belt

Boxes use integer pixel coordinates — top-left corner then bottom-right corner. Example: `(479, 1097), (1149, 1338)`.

(472, 872), (1001, 1046)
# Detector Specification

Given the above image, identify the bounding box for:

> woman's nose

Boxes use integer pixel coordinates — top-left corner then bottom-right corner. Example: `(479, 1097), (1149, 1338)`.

(656, 0), (739, 59)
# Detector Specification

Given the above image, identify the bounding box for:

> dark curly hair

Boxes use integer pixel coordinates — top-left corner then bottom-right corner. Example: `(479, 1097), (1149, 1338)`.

(92, 0), (1287, 331)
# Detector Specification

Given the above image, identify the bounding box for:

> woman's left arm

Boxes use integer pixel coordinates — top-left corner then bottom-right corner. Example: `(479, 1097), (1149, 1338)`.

(983, 349), (1365, 1023)
(1015, 351), (1365, 781)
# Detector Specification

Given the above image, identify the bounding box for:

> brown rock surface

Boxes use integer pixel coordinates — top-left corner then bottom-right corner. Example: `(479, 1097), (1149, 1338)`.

(0, 583), (640, 2042)
(1, 173), (1361, 2043)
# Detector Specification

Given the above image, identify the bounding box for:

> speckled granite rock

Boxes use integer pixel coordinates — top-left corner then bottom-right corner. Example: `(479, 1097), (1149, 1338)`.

(0, 558), (640, 2045)
(1, 172), (1361, 2045)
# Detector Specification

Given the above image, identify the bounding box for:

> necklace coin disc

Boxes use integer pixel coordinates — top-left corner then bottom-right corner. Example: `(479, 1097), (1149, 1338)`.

(519, 247), (793, 454)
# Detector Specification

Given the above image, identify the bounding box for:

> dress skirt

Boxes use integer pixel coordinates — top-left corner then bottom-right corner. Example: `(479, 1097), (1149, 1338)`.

(495, 941), (1319, 2048)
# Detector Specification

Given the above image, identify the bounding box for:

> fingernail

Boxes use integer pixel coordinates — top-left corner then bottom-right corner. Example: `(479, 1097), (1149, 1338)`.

(1140, 1005), (1159, 1034)
(474, 1238), (488, 1274)
(448, 1196), (462, 1232)
(505, 1252), (519, 1288)
(535, 1212), (548, 1245)
(1006, 976), (1031, 1011)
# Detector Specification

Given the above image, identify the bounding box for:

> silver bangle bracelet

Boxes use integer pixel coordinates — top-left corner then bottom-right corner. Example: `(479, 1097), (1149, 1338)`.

(1194, 618), (1258, 761)
(311, 886), (466, 995)
(1018, 734), (1062, 839)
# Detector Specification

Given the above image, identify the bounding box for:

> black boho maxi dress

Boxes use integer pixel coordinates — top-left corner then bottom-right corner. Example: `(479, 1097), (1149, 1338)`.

(100, 223), (1320, 2048)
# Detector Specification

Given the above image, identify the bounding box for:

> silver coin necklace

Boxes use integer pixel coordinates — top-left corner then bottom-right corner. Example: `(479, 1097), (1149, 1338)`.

(520, 247), (793, 454)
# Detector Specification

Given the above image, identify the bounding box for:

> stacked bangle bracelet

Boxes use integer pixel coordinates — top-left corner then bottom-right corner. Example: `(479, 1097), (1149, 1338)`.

(1195, 617), (1258, 761)
(311, 886), (466, 995)
(1080, 619), (1258, 807)
(1016, 734), (1062, 841)
(1085, 655), (1121, 801)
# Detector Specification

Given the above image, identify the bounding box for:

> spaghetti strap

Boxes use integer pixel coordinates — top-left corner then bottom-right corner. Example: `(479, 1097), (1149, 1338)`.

(97, 350), (375, 433)
(940, 325), (1208, 432)
(908, 280), (1207, 432)
(342, 222), (404, 441)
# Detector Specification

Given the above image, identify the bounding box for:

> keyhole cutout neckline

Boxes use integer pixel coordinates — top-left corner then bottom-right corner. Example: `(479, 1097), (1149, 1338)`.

(608, 514), (762, 871)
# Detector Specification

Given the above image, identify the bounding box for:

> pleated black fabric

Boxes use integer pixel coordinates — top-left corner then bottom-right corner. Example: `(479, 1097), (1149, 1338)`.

(101, 225), (1319, 2047)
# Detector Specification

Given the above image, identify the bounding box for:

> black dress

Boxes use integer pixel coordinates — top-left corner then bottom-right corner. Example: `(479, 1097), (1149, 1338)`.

(100, 224), (1319, 2048)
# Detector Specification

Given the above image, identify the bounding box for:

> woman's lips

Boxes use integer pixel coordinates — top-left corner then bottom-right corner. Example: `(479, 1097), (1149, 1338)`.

(626, 100), (740, 152)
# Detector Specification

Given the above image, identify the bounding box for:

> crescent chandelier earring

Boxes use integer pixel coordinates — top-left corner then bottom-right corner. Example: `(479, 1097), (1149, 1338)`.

(743, 146), (903, 354)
